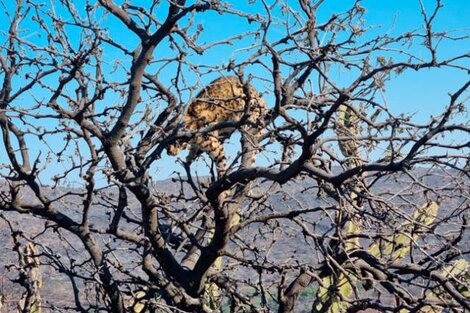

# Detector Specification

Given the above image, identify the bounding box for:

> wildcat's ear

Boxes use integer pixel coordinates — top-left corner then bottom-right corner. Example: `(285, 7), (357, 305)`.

(167, 144), (180, 156)
(167, 142), (190, 156)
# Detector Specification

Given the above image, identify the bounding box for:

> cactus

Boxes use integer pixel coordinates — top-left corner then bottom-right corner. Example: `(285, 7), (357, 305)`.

(204, 213), (240, 309)
(336, 103), (364, 205)
(336, 104), (361, 168)
(369, 201), (439, 260)
(311, 105), (364, 312)
(311, 201), (441, 312)
(313, 274), (353, 313)
(18, 243), (42, 313)
(312, 221), (362, 312)
(398, 259), (469, 313)
(311, 106), (444, 312)
(131, 289), (148, 313)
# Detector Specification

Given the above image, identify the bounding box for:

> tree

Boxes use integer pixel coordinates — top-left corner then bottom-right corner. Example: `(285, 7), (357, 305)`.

(0, 0), (469, 312)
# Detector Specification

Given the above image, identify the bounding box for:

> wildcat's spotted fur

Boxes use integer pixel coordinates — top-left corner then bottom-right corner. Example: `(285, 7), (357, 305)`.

(167, 76), (266, 177)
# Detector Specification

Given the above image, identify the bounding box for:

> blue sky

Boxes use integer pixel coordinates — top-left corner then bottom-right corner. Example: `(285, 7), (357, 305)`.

(0, 0), (468, 184)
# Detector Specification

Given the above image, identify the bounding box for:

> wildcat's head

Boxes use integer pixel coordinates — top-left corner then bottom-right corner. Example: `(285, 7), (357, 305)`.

(167, 141), (189, 156)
